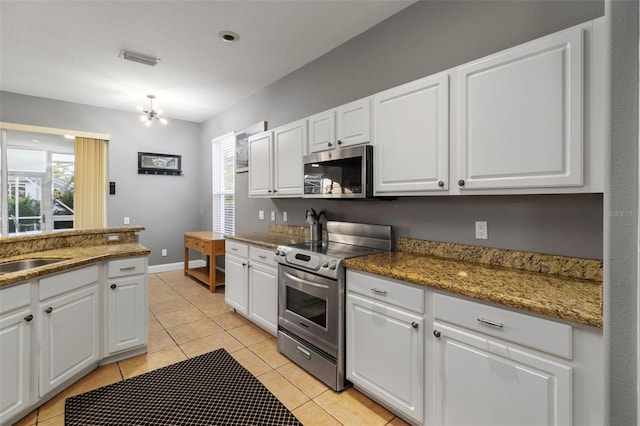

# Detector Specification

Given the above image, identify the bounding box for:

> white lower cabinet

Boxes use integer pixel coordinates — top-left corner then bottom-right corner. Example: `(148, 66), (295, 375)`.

(432, 293), (573, 426)
(38, 265), (100, 397)
(248, 246), (278, 335)
(225, 241), (249, 315)
(0, 256), (149, 425)
(0, 283), (32, 424)
(346, 270), (424, 424)
(104, 257), (148, 357)
(225, 241), (277, 336)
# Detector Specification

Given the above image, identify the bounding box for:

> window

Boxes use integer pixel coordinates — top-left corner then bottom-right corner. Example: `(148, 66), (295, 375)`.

(212, 133), (235, 234)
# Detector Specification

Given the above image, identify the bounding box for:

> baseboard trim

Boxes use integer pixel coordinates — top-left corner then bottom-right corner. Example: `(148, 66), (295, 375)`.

(148, 260), (206, 274)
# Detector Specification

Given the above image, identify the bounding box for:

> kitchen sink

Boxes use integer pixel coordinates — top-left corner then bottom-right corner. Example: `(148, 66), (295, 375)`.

(0, 258), (68, 274)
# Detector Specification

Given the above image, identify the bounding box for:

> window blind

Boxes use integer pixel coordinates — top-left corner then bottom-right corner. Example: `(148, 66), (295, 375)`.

(212, 133), (235, 235)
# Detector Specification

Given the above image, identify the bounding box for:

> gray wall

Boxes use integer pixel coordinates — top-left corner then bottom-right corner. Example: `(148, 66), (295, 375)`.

(604, 0), (639, 424)
(0, 92), (202, 266)
(200, 0), (605, 259)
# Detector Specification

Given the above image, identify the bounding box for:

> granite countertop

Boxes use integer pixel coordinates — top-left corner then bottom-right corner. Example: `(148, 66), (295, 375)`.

(0, 243), (150, 288)
(344, 251), (602, 328)
(225, 224), (312, 250)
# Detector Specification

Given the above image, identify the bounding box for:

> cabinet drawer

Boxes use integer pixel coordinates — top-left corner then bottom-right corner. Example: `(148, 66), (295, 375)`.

(249, 246), (276, 264)
(39, 264), (99, 300)
(434, 293), (572, 359)
(185, 237), (210, 252)
(108, 257), (146, 279)
(346, 270), (424, 314)
(226, 241), (248, 257)
(0, 282), (30, 312)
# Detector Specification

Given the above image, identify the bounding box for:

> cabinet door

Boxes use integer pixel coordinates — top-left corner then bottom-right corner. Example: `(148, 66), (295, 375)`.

(39, 283), (99, 396)
(248, 131), (273, 196)
(0, 307), (31, 424)
(309, 110), (335, 153)
(224, 253), (248, 315)
(273, 120), (307, 197)
(337, 97), (371, 148)
(373, 73), (450, 195)
(105, 275), (147, 355)
(432, 321), (572, 426)
(346, 293), (424, 424)
(456, 26), (584, 190)
(248, 261), (278, 335)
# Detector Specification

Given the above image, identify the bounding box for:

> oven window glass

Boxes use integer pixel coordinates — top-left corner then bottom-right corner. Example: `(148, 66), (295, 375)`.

(287, 287), (327, 328)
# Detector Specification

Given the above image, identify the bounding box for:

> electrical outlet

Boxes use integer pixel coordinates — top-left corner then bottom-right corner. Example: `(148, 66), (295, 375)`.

(271, 211), (276, 221)
(124, 217), (130, 225)
(258, 210), (265, 220)
(475, 221), (488, 239)
(161, 249), (167, 257)
(283, 212), (288, 222)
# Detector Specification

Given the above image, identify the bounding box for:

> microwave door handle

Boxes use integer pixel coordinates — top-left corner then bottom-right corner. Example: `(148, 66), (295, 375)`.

(284, 272), (328, 290)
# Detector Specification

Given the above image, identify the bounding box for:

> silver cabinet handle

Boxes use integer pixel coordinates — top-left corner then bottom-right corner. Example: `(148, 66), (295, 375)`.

(477, 317), (504, 328)
(258, 255), (267, 259)
(24, 314), (34, 322)
(296, 345), (311, 359)
(119, 266), (136, 271)
(458, 179), (465, 187)
(411, 321), (419, 329)
(433, 329), (441, 338)
(110, 283), (117, 290)
(371, 288), (387, 295)
(231, 247), (238, 251)
(45, 307), (53, 314)
(437, 180), (445, 188)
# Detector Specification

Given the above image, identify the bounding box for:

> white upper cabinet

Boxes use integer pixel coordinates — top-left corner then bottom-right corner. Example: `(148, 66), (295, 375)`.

(373, 73), (450, 195)
(248, 120), (306, 198)
(454, 24), (586, 191)
(248, 131), (273, 197)
(309, 97), (372, 153)
(273, 120), (307, 196)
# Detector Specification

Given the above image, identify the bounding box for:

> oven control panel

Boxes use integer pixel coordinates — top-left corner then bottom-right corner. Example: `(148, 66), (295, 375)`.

(274, 246), (340, 278)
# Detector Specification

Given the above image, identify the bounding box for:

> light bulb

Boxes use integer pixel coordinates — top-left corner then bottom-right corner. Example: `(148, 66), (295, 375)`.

(140, 115), (147, 121)
(145, 119), (151, 127)
(136, 105), (143, 112)
(159, 118), (168, 125)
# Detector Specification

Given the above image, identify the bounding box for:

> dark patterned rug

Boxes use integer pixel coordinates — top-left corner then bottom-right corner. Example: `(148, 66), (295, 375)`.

(64, 348), (302, 425)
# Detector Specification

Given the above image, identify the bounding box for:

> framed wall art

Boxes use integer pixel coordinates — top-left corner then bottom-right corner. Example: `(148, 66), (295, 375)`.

(235, 121), (267, 173)
(138, 152), (182, 176)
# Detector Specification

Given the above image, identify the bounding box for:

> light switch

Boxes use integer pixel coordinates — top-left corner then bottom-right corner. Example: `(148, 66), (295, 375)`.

(259, 210), (265, 220)
(124, 217), (130, 225)
(271, 211), (276, 221)
(475, 221), (488, 239)
(283, 212), (288, 222)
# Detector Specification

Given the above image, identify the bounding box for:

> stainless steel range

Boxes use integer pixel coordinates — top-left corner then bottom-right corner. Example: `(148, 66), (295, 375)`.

(275, 221), (392, 391)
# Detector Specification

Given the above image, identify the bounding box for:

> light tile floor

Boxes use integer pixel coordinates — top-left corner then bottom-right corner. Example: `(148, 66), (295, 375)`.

(13, 270), (410, 426)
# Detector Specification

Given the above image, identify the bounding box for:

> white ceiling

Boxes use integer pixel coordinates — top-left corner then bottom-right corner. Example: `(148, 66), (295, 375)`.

(0, 0), (414, 123)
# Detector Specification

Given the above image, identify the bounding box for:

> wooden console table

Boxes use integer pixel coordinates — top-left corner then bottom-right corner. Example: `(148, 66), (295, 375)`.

(184, 231), (225, 292)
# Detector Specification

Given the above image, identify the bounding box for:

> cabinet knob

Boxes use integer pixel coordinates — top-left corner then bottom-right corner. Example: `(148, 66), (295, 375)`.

(437, 180), (445, 188)
(242, 262), (247, 267)
(110, 283), (117, 290)
(267, 190), (272, 193)
(327, 142), (333, 147)
(457, 179), (465, 187)
(273, 189), (277, 193)
(45, 307), (53, 314)
(411, 321), (419, 329)
(433, 329), (441, 338)
(24, 314), (34, 322)
(337, 140), (343, 145)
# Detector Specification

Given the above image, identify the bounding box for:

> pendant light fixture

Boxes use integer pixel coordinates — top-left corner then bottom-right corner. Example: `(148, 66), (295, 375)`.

(137, 95), (168, 126)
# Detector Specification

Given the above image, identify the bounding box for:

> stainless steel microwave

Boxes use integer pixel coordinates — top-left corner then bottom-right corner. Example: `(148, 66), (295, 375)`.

(303, 145), (373, 198)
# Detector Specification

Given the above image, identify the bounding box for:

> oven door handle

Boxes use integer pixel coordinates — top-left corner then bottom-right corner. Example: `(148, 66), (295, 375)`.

(296, 345), (312, 359)
(284, 271), (329, 290)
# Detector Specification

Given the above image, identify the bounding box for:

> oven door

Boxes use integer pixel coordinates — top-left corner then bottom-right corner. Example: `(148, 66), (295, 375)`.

(278, 264), (338, 357)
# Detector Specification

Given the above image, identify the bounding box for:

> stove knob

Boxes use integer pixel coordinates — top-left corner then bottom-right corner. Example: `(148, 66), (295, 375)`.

(329, 262), (337, 270)
(274, 249), (281, 256)
(321, 261), (329, 268)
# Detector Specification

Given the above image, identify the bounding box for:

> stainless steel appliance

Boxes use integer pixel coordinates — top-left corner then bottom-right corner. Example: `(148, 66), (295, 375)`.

(302, 145), (373, 198)
(275, 221), (392, 391)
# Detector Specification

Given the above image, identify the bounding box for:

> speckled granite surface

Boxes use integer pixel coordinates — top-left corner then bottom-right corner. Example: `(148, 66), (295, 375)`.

(0, 227), (149, 288)
(224, 224), (314, 249)
(397, 238), (603, 282)
(344, 249), (603, 328)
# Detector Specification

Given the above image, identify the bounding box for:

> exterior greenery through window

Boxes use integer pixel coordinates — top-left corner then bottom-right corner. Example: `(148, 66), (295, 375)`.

(212, 133), (235, 235)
